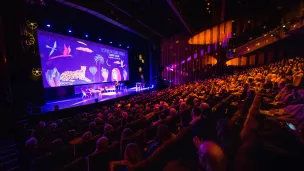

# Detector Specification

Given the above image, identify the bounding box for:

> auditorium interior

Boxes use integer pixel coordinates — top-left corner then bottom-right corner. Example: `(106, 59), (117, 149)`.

(1, 0), (304, 171)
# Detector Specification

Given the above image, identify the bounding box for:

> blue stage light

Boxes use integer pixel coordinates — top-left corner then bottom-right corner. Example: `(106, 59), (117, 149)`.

(98, 38), (102, 41)
(46, 24), (51, 27)
(68, 30), (72, 33)
(127, 46), (130, 48)
(110, 41), (113, 44)
(85, 34), (88, 38)
(119, 44), (121, 46)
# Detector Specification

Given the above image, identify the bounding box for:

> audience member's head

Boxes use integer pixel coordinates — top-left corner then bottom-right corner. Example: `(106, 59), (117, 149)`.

(39, 121), (46, 128)
(104, 124), (114, 133)
(95, 136), (109, 152)
(122, 112), (128, 119)
(169, 108), (177, 117)
(121, 128), (133, 139)
(180, 102), (187, 110)
(82, 131), (92, 141)
(198, 141), (226, 171)
(25, 137), (37, 149)
(124, 143), (142, 164)
(50, 122), (58, 130)
(89, 122), (96, 131)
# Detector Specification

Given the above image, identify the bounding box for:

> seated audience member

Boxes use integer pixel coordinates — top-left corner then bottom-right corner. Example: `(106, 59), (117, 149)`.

(193, 136), (227, 171)
(163, 103), (169, 110)
(145, 125), (175, 158)
(35, 121), (47, 140)
(190, 107), (202, 125)
(109, 143), (143, 171)
(167, 108), (177, 119)
(200, 102), (210, 116)
(180, 102), (188, 111)
(93, 136), (109, 154)
(193, 98), (200, 106)
(121, 128), (133, 140)
(82, 131), (92, 141)
(145, 106), (160, 120)
(104, 124), (114, 133)
(89, 121), (97, 130)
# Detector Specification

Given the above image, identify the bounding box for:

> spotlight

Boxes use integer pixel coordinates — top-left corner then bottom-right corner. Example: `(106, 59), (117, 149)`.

(283, 25), (286, 28)
(68, 30), (72, 33)
(85, 34), (88, 38)
(127, 46), (130, 48)
(110, 41), (112, 44)
(46, 24), (51, 28)
(119, 44), (121, 47)
(98, 38), (102, 41)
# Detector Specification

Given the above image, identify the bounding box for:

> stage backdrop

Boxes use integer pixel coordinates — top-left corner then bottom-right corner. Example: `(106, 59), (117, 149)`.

(37, 30), (129, 88)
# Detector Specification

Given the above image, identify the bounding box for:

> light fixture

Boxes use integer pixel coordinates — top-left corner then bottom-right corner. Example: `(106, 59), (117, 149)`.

(110, 41), (112, 44)
(176, 40), (179, 43)
(127, 46), (130, 48)
(46, 24), (51, 27)
(68, 30), (72, 33)
(85, 34), (88, 38)
(283, 25), (286, 28)
(98, 38), (102, 41)
(119, 44), (121, 47)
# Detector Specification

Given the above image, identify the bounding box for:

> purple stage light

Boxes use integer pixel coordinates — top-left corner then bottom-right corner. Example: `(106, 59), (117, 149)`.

(46, 24), (51, 27)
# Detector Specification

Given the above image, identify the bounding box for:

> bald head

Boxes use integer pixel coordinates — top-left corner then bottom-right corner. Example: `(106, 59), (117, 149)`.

(198, 141), (226, 171)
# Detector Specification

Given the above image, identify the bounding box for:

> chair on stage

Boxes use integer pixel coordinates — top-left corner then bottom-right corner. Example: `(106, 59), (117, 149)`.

(81, 89), (90, 99)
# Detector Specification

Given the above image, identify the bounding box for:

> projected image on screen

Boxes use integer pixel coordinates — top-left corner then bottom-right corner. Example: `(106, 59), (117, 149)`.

(37, 30), (129, 88)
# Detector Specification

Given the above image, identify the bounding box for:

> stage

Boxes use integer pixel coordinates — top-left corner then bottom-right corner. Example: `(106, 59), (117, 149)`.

(29, 87), (150, 114)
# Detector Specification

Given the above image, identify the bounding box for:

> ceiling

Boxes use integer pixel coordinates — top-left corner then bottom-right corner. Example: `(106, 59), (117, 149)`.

(42, 0), (301, 41)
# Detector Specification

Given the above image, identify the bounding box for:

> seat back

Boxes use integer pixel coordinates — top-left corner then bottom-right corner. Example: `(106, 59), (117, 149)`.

(61, 157), (87, 171)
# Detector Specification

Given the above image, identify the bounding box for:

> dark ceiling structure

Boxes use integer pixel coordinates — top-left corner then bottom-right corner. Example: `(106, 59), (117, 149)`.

(33, 0), (302, 41)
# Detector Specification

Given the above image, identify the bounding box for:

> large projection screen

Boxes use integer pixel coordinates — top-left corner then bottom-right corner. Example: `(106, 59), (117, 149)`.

(37, 30), (129, 88)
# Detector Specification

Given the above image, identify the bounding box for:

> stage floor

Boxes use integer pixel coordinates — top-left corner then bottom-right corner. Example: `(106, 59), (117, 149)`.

(37, 87), (149, 114)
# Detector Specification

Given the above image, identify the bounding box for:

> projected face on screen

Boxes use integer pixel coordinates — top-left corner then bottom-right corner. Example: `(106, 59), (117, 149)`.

(37, 30), (129, 88)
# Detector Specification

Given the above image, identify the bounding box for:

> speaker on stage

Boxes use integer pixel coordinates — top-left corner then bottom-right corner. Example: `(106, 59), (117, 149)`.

(54, 105), (59, 111)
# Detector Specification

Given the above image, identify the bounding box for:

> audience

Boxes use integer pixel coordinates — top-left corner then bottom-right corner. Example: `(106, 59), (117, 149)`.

(18, 57), (304, 171)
